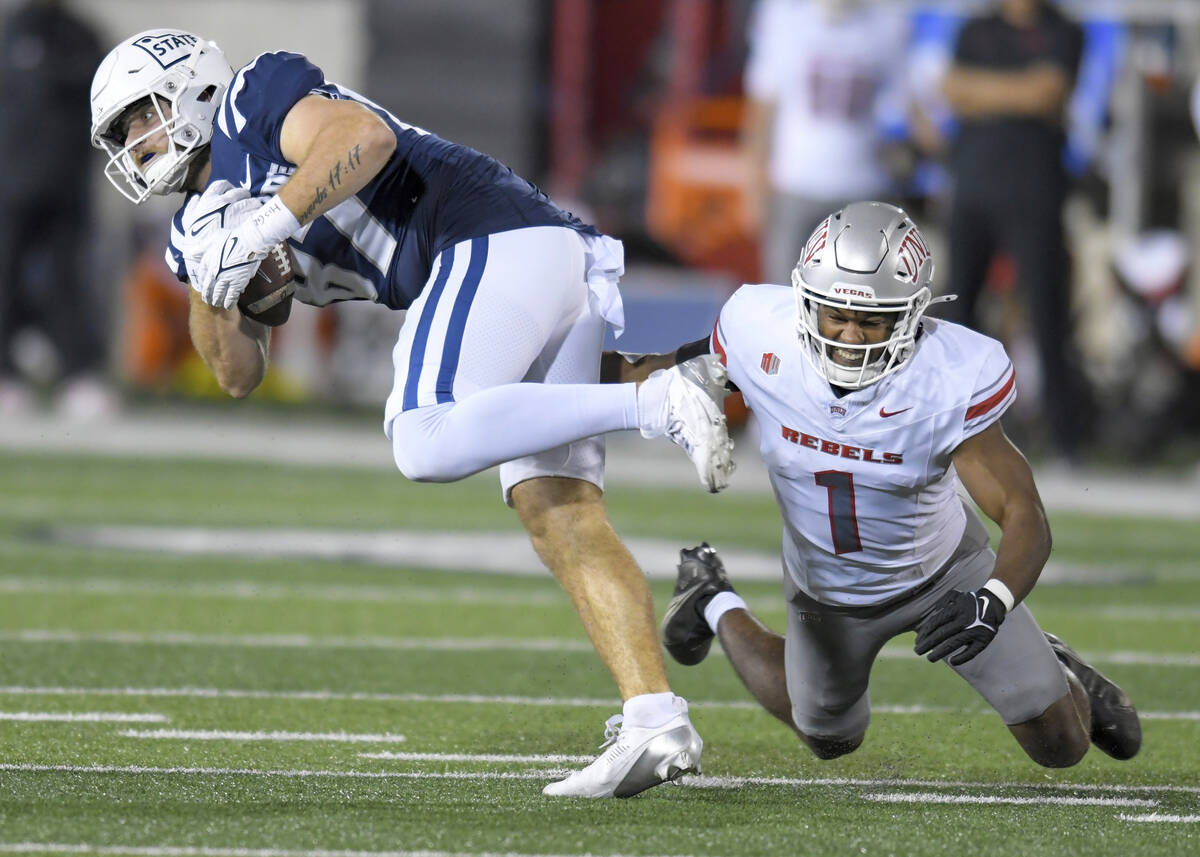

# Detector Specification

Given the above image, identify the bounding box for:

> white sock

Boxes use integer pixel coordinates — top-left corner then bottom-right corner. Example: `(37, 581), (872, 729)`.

(622, 691), (679, 728)
(703, 591), (748, 634)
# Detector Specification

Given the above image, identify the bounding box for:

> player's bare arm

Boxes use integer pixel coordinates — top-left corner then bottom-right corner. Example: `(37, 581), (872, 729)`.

(599, 337), (712, 384)
(951, 421), (1052, 604)
(186, 288), (270, 398)
(276, 95), (397, 225)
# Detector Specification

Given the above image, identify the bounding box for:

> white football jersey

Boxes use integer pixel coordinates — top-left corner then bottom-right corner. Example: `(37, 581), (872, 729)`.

(743, 0), (910, 198)
(714, 284), (1016, 607)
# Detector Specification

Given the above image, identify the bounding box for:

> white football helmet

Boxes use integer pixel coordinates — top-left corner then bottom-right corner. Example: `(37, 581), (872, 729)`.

(792, 201), (949, 390)
(90, 30), (233, 203)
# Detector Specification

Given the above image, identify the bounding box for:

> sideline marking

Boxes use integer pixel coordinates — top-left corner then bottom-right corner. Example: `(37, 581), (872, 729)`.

(359, 751), (593, 764)
(0, 712), (166, 723)
(42, 525), (786, 581)
(1118, 813), (1200, 823)
(3, 686), (1199, 722)
(862, 792), (1156, 807)
(3, 763), (1198, 795)
(119, 729), (406, 744)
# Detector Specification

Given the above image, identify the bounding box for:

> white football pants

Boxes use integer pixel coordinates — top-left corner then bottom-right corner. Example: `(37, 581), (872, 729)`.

(383, 226), (636, 501)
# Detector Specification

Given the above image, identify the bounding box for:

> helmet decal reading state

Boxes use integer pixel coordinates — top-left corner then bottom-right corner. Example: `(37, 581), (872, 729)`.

(131, 32), (200, 69)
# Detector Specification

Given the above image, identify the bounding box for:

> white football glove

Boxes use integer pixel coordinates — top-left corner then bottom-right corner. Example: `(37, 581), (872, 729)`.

(181, 181), (269, 304)
(184, 181), (301, 310)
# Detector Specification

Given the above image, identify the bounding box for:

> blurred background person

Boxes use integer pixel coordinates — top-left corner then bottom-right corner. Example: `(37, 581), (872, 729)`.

(0, 0), (112, 416)
(938, 0), (1086, 463)
(741, 0), (913, 284)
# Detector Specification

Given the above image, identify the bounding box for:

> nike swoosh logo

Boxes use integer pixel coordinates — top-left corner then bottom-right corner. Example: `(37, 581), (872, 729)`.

(189, 209), (224, 237)
(879, 406), (912, 418)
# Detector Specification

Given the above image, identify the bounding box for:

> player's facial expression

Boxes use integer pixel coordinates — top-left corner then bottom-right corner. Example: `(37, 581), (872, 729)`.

(118, 97), (171, 172)
(817, 305), (896, 367)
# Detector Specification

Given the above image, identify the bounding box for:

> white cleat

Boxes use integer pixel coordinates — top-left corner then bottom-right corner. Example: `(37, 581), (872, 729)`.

(637, 355), (735, 493)
(542, 698), (703, 798)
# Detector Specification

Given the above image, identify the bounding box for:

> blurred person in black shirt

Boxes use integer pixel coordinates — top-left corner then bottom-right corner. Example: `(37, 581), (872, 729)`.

(0, 0), (110, 415)
(940, 0), (1084, 461)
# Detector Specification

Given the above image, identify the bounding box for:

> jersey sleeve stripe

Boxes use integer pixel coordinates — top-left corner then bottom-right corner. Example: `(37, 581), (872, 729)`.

(711, 318), (728, 366)
(964, 368), (1015, 422)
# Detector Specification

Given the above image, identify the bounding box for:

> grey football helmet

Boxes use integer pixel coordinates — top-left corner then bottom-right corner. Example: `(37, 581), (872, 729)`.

(791, 201), (949, 389)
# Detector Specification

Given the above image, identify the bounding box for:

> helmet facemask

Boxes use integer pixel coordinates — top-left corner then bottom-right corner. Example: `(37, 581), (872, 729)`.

(790, 202), (943, 391)
(794, 282), (931, 390)
(90, 32), (233, 204)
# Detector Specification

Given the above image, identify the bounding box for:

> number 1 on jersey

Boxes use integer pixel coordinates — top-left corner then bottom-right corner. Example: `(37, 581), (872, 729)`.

(815, 470), (862, 554)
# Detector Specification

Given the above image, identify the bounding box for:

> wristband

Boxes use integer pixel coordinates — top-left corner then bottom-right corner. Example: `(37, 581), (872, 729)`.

(981, 578), (1015, 613)
(247, 194), (301, 250)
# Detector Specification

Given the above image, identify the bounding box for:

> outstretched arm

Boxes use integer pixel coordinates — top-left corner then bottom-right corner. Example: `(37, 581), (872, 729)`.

(599, 336), (712, 384)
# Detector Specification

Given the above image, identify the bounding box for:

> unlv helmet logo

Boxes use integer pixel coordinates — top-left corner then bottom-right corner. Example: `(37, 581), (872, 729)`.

(896, 228), (931, 282)
(801, 217), (830, 266)
(760, 352), (780, 375)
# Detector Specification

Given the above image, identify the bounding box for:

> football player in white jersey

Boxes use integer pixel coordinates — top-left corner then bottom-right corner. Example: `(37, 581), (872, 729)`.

(89, 30), (738, 797)
(619, 202), (1140, 766)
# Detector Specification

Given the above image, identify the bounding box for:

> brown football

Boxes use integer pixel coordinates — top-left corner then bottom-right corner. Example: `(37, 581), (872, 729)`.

(238, 243), (296, 326)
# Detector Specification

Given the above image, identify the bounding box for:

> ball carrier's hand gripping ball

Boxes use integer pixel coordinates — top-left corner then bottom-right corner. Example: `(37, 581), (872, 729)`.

(238, 243), (296, 326)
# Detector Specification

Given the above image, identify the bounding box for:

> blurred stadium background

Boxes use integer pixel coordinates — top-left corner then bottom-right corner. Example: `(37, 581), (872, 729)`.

(0, 0), (1198, 469)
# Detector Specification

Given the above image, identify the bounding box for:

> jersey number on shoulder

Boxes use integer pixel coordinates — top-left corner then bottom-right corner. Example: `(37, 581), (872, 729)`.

(815, 470), (862, 555)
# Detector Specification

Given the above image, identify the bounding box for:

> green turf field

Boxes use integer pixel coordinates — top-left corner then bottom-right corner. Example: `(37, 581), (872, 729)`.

(0, 449), (1196, 856)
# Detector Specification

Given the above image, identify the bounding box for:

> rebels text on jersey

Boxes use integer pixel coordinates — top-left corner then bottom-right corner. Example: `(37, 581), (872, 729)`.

(713, 284), (1016, 607)
(166, 51), (596, 310)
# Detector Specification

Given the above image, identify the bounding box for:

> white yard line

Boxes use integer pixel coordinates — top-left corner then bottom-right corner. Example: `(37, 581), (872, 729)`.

(0, 577), (568, 608)
(358, 751), (593, 764)
(0, 630), (595, 654)
(3, 686), (1198, 722)
(3, 628), (1195, 669)
(5, 575), (1197, 622)
(1117, 813), (1200, 823)
(3, 763), (1199, 796)
(862, 792), (1157, 807)
(0, 712), (166, 723)
(119, 729), (406, 743)
(0, 844), (677, 857)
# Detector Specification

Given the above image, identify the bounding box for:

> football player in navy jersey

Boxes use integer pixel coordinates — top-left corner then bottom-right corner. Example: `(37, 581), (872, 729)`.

(90, 29), (736, 797)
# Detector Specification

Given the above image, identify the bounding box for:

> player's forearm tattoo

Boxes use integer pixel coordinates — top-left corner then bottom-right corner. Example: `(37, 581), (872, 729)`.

(299, 144), (366, 225)
(299, 185), (328, 224)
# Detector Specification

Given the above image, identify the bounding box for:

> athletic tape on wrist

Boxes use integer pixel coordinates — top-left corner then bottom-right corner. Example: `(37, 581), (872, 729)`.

(981, 578), (1015, 613)
(250, 194), (302, 249)
(703, 590), (748, 633)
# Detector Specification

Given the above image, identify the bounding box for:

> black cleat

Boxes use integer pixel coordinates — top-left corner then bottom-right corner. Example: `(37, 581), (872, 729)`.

(661, 543), (733, 666)
(1046, 632), (1142, 760)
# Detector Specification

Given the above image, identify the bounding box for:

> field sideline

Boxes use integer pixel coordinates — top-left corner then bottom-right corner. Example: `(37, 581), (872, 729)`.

(1, 406), (1197, 856)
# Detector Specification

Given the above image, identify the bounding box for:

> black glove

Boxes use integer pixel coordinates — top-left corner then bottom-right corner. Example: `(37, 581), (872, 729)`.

(914, 588), (1006, 666)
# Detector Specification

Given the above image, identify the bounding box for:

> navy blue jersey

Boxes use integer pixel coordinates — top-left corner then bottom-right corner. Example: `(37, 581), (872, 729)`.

(167, 51), (596, 310)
